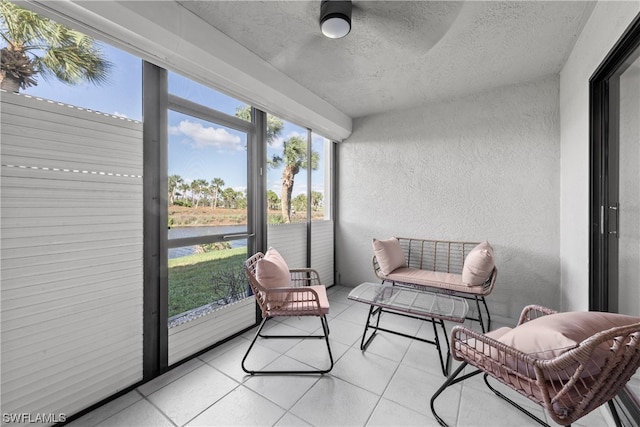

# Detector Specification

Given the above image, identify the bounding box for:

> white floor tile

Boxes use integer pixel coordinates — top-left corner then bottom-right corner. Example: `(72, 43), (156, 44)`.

(324, 316), (367, 347)
(359, 330), (412, 362)
(330, 347), (399, 395)
(146, 363), (239, 426)
(326, 299), (352, 318)
(289, 376), (379, 426)
(186, 385), (286, 426)
(210, 338), (282, 382)
(384, 364), (460, 419)
(243, 357), (321, 408)
(367, 397), (437, 426)
(456, 381), (547, 427)
(65, 391), (144, 427)
(138, 357), (205, 396)
(402, 338), (450, 377)
(94, 399), (173, 427)
(283, 335), (344, 372)
(274, 412), (311, 426)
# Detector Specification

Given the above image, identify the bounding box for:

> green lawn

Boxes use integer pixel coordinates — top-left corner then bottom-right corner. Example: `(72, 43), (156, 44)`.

(168, 247), (249, 318)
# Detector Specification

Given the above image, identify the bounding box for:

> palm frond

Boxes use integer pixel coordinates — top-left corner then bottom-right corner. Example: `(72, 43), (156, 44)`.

(1, 0), (111, 88)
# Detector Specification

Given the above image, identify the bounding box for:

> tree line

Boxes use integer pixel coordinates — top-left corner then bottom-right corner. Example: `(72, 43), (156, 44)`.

(168, 174), (323, 213)
(168, 175), (247, 209)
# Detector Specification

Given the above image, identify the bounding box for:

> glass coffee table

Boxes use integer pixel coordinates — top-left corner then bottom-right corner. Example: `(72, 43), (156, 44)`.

(348, 282), (469, 376)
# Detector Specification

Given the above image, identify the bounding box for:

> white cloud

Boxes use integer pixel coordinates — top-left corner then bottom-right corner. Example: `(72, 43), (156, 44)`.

(113, 111), (128, 118)
(269, 136), (285, 150)
(169, 120), (243, 150)
(286, 130), (305, 140)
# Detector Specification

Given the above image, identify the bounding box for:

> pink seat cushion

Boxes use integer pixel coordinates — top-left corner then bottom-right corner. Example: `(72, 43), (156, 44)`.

(280, 285), (330, 315)
(462, 241), (495, 286)
(372, 237), (406, 275)
(385, 268), (488, 295)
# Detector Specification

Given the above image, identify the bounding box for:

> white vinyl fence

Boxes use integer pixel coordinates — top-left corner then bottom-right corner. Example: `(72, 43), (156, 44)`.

(1, 91), (144, 423)
(267, 221), (334, 287)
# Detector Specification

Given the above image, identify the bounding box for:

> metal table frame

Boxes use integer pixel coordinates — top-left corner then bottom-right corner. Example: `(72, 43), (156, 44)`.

(348, 282), (469, 376)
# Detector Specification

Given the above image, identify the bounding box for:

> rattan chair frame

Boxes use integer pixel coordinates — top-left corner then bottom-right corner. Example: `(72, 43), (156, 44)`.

(430, 305), (640, 426)
(242, 252), (334, 375)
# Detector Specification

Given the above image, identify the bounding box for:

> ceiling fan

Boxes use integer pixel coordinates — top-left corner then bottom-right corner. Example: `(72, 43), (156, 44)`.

(316, 1), (463, 45)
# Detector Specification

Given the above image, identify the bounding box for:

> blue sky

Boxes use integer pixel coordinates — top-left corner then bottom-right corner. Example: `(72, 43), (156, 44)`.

(22, 43), (327, 199)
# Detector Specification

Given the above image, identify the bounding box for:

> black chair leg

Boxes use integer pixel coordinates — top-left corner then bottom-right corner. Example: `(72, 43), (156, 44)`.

(607, 400), (623, 427)
(430, 362), (484, 427)
(241, 315), (333, 375)
(483, 374), (551, 427)
(480, 296), (491, 331)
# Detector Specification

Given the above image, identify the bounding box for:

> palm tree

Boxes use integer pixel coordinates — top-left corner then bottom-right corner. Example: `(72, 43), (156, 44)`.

(222, 187), (238, 209)
(292, 193), (307, 214)
(235, 106), (318, 223)
(274, 136), (319, 223)
(311, 191), (323, 211)
(179, 182), (191, 204)
(191, 179), (208, 208)
(168, 174), (183, 205)
(235, 105), (283, 144)
(267, 190), (280, 210)
(0, 0), (111, 92)
(209, 178), (225, 209)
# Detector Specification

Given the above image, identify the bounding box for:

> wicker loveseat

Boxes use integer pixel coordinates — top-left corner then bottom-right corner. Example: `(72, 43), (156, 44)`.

(372, 237), (498, 331)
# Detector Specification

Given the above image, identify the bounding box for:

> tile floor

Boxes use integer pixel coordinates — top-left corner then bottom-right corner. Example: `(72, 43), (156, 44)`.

(67, 286), (612, 427)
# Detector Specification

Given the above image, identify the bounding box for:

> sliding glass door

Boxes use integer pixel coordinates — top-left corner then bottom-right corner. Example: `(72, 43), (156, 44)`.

(590, 14), (640, 423)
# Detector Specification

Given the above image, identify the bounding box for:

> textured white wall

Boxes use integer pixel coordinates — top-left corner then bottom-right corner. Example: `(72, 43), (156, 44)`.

(559, 2), (640, 312)
(337, 76), (560, 322)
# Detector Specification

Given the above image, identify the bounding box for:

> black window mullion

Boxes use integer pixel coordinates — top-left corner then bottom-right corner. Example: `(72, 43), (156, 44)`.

(143, 61), (169, 380)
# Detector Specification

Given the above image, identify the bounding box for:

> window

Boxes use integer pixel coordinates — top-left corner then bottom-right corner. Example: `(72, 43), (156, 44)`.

(165, 71), (256, 364)
(311, 132), (333, 221)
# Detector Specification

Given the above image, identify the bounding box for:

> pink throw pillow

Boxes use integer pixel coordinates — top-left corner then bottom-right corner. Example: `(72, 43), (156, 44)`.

(497, 311), (640, 359)
(462, 241), (495, 286)
(256, 247), (291, 289)
(372, 238), (406, 275)
(475, 311), (640, 381)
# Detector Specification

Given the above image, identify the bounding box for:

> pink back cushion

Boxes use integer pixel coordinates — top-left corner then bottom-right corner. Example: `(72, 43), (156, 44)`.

(497, 311), (640, 359)
(462, 241), (495, 286)
(372, 238), (406, 275)
(486, 311), (640, 380)
(256, 247), (291, 289)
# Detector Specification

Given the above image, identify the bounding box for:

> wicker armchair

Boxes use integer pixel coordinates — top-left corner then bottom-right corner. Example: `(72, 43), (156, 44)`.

(242, 250), (333, 375)
(430, 305), (640, 426)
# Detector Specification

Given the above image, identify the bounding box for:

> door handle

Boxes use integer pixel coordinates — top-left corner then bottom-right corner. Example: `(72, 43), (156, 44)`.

(608, 204), (619, 237)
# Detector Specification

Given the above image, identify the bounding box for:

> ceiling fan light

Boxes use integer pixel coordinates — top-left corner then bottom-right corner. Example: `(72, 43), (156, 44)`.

(320, 1), (352, 39)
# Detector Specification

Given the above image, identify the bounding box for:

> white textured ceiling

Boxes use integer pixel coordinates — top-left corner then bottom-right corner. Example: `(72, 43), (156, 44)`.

(178, 1), (595, 119)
